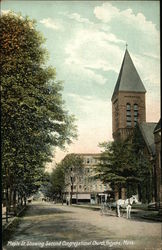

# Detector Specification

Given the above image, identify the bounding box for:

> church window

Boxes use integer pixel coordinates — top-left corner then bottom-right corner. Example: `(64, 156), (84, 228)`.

(134, 104), (138, 125)
(127, 121), (131, 127)
(127, 110), (131, 116)
(126, 103), (131, 127)
(126, 103), (131, 110)
(87, 158), (90, 164)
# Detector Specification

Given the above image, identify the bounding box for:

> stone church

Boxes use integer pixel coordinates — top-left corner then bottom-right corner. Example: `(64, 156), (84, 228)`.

(111, 48), (161, 208)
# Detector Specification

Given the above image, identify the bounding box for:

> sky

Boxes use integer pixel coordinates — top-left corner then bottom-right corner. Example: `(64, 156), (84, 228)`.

(1, 1), (160, 172)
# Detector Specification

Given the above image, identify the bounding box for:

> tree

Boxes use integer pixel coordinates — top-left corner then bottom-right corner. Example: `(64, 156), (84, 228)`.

(49, 165), (65, 203)
(132, 127), (153, 203)
(61, 154), (84, 204)
(1, 12), (77, 212)
(39, 172), (53, 200)
(40, 166), (65, 203)
(96, 140), (139, 199)
(96, 136), (153, 202)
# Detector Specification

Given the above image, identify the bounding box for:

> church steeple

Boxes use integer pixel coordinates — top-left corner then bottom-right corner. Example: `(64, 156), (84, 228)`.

(111, 49), (146, 101)
(111, 49), (146, 141)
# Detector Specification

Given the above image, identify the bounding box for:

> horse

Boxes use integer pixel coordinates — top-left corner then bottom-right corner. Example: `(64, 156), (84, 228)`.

(116, 195), (138, 219)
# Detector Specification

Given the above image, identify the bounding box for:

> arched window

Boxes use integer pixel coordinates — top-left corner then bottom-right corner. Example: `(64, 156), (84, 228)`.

(126, 103), (131, 110)
(126, 103), (131, 127)
(134, 104), (138, 125)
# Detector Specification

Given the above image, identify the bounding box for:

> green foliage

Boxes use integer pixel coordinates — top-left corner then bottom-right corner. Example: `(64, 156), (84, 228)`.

(40, 169), (65, 200)
(1, 12), (77, 201)
(132, 127), (153, 203)
(41, 154), (84, 202)
(50, 165), (65, 197)
(61, 154), (84, 172)
(60, 154), (84, 204)
(96, 136), (153, 202)
(96, 140), (138, 187)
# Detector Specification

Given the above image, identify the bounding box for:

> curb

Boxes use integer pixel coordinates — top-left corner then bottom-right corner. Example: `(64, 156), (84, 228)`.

(140, 215), (162, 222)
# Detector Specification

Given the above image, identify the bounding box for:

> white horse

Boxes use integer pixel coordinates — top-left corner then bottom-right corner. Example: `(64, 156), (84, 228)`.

(116, 195), (138, 219)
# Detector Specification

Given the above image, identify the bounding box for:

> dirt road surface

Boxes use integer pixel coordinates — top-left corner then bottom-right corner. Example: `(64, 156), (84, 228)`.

(3, 202), (162, 250)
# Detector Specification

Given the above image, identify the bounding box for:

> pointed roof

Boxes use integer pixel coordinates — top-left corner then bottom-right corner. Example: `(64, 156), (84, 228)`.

(112, 49), (146, 100)
(154, 118), (161, 133)
(138, 122), (157, 155)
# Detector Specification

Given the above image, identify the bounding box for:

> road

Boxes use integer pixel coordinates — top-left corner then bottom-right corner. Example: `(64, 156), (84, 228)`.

(3, 201), (162, 250)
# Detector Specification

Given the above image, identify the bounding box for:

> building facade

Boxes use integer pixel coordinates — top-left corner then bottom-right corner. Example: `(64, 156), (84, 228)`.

(154, 119), (162, 212)
(64, 154), (112, 204)
(111, 48), (161, 204)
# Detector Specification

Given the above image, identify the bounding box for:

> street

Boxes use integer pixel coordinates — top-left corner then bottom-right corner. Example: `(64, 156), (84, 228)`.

(3, 201), (162, 250)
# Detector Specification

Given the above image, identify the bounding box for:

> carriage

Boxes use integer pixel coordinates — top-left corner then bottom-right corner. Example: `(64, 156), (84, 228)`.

(100, 195), (138, 219)
(100, 201), (117, 216)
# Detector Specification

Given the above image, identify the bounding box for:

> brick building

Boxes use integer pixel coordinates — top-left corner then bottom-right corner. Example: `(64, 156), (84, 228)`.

(111, 49), (146, 141)
(154, 119), (162, 211)
(111, 48), (161, 204)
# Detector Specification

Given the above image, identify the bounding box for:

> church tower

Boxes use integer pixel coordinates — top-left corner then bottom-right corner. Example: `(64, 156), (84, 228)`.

(112, 49), (146, 141)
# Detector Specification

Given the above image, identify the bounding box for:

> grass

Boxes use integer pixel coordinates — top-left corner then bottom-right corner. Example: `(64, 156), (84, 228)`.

(2, 217), (21, 244)
(2, 205), (28, 245)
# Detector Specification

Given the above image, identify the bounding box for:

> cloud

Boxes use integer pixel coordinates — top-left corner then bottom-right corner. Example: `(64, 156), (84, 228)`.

(65, 62), (107, 85)
(94, 3), (119, 23)
(94, 3), (158, 37)
(54, 93), (113, 163)
(64, 27), (125, 85)
(130, 52), (160, 88)
(65, 12), (93, 25)
(40, 18), (63, 30)
(95, 3), (160, 57)
(62, 9), (127, 86)
(63, 4), (159, 91)
(66, 93), (112, 134)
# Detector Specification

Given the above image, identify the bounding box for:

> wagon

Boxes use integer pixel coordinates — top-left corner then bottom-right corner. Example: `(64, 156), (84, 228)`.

(100, 202), (117, 216)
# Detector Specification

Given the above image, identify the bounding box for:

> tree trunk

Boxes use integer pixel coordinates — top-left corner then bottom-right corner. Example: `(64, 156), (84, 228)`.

(8, 187), (12, 213)
(24, 196), (27, 206)
(6, 187), (9, 222)
(21, 195), (23, 206)
(70, 184), (73, 205)
(13, 189), (17, 216)
(76, 192), (78, 204)
(61, 193), (63, 205)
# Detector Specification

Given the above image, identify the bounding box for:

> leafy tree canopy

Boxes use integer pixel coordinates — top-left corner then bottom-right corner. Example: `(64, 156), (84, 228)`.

(96, 140), (139, 188)
(95, 133), (153, 202)
(1, 12), (77, 199)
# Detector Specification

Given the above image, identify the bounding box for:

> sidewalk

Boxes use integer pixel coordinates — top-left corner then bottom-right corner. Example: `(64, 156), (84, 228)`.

(2, 206), (14, 227)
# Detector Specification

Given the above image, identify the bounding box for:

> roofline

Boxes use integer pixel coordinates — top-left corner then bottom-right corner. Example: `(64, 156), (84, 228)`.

(154, 127), (161, 133)
(111, 49), (146, 100)
(153, 118), (161, 133)
(111, 90), (146, 101)
(138, 122), (157, 155)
